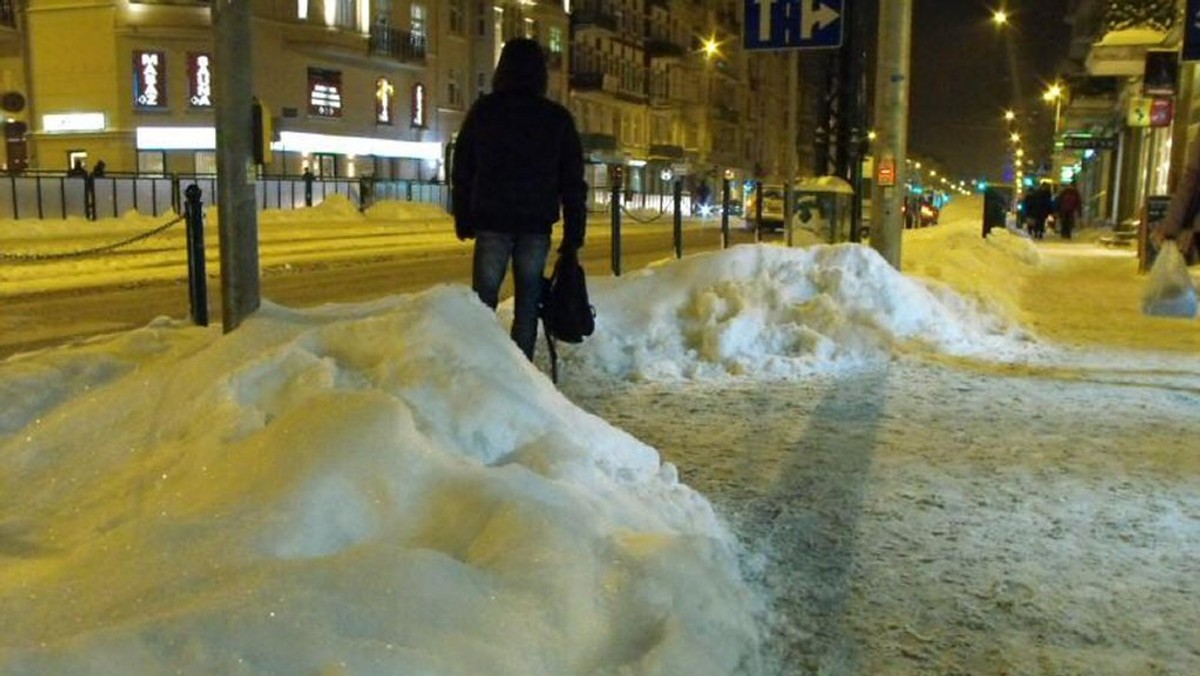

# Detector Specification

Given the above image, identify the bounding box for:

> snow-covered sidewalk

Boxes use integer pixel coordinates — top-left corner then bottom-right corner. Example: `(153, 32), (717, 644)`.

(2, 196), (1197, 674)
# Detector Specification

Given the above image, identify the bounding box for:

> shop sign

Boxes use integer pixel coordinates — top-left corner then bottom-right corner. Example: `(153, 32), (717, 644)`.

(1149, 98), (1174, 127)
(411, 83), (426, 128)
(375, 77), (394, 125)
(876, 157), (895, 187)
(1127, 97), (1152, 127)
(308, 68), (343, 118)
(188, 53), (213, 107)
(1062, 134), (1118, 150)
(134, 51), (167, 109)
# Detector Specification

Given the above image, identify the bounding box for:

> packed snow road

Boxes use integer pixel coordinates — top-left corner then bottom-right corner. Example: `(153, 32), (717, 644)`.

(557, 207), (1200, 675)
(1, 212), (759, 358)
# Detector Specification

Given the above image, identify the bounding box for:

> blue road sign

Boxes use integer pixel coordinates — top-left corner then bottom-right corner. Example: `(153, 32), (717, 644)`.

(744, 0), (844, 51)
(1185, 0), (1200, 61)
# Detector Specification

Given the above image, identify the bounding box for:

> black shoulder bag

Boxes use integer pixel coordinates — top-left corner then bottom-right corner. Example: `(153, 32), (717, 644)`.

(539, 249), (596, 383)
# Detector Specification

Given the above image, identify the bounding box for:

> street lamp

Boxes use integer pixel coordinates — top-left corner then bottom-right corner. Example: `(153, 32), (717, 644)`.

(1043, 83), (1064, 135)
(1004, 109), (1016, 123)
(702, 36), (720, 60)
(992, 9), (1008, 26)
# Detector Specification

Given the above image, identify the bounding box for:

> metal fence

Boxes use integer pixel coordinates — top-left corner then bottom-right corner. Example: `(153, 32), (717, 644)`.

(0, 173), (451, 221)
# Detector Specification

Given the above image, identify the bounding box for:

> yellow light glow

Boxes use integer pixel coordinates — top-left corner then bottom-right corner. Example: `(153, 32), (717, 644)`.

(1010, 132), (1020, 143)
(1043, 84), (1063, 101)
(1004, 109), (1016, 121)
(992, 10), (1008, 26)
(702, 37), (720, 59)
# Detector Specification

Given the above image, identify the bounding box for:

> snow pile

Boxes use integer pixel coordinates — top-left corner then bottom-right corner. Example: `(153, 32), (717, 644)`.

(0, 287), (762, 675)
(566, 241), (1035, 382)
(260, 193), (364, 223)
(903, 200), (1042, 326)
(366, 199), (453, 224)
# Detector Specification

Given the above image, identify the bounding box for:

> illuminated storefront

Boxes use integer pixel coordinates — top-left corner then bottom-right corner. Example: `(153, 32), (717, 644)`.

(18, 0), (471, 179)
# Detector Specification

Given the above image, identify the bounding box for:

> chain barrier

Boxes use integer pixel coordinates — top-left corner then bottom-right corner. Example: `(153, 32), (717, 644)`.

(0, 215), (187, 262)
(620, 202), (669, 223)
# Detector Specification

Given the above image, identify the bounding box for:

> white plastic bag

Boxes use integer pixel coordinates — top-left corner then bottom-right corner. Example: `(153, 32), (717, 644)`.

(1142, 242), (1199, 318)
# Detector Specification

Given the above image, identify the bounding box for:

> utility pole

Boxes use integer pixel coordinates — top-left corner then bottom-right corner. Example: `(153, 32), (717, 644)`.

(213, 0), (261, 332)
(869, 0), (912, 268)
(784, 51), (798, 247)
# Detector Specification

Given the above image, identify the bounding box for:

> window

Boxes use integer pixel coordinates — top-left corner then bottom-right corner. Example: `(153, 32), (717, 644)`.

(477, 1), (486, 36)
(449, 0), (464, 35)
(376, 77), (395, 125)
(549, 27), (563, 56)
(524, 17), (535, 39)
(493, 8), (504, 64)
(194, 151), (216, 174)
(411, 3), (426, 40)
(447, 69), (463, 108)
(138, 151), (165, 174)
(476, 71), (487, 100)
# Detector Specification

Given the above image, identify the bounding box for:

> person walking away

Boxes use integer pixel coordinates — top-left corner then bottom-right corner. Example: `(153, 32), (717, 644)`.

(90, 160), (106, 178)
(451, 38), (587, 360)
(1055, 181), (1081, 239)
(1028, 183), (1054, 240)
(67, 159), (87, 178)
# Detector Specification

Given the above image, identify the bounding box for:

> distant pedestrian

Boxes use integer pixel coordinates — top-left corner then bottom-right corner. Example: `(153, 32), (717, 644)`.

(1027, 183), (1054, 240)
(451, 38), (588, 360)
(90, 160), (106, 179)
(303, 167), (315, 206)
(695, 179), (712, 215)
(67, 159), (87, 178)
(1055, 181), (1081, 239)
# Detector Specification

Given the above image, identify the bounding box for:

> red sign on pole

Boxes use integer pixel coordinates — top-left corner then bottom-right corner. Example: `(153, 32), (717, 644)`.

(1150, 98), (1174, 127)
(877, 158), (896, 186)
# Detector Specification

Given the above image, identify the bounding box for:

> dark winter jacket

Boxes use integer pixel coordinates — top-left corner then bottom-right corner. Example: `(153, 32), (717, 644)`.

(451, 40), (587, 247)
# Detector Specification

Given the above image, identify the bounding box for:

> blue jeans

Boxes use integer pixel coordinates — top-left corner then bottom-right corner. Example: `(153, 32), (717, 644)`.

(472, 230), (551, 360)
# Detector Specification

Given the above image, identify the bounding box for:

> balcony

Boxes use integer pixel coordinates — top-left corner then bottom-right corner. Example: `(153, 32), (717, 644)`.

(645, 33), (686, 59)
(571, 1), (619, 32)
(570, 72), (613, 91)
(368, 25), (427, 64)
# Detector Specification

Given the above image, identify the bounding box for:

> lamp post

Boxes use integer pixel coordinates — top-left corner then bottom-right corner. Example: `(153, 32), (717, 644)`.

(1043, 83), (1063, 135)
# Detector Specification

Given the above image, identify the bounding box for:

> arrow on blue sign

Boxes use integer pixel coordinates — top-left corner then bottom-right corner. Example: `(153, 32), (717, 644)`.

(744, 0), (844, 51)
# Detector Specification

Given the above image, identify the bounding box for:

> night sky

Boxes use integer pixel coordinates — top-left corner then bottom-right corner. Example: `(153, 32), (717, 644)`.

(908, 1), (1075, 182)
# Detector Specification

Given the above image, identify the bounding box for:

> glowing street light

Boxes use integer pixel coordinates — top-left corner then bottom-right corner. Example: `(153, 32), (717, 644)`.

(1004, 109), (1016, 122)
(992, 9), (1008, 26)
(702, 36), (720, 60)
(1043, 83), (1064, 134)
(1010, 131), (1021, 144)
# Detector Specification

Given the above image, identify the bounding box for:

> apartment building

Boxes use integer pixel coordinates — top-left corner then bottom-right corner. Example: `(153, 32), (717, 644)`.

(2, 0), (796, 192)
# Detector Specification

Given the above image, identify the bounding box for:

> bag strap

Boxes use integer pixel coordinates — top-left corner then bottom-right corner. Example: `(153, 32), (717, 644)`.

(544, 326), (558, 383)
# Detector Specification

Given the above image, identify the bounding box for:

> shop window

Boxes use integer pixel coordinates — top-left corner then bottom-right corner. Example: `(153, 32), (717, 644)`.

(138, 151), (165, 175)
(194, 151), (216, 175)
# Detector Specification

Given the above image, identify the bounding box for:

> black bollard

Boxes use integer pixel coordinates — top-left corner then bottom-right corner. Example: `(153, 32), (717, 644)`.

(755, 180), (764, 243)
(183, 184), (209, 326)
(673, 179), (683, 259)
(721, 178), (731, 249)
(610, 181), (622, 276)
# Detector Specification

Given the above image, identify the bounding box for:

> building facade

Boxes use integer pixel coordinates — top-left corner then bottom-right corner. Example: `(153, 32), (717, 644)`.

(1060, 0), (1192, 228)
(1, 0), (801, 194)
